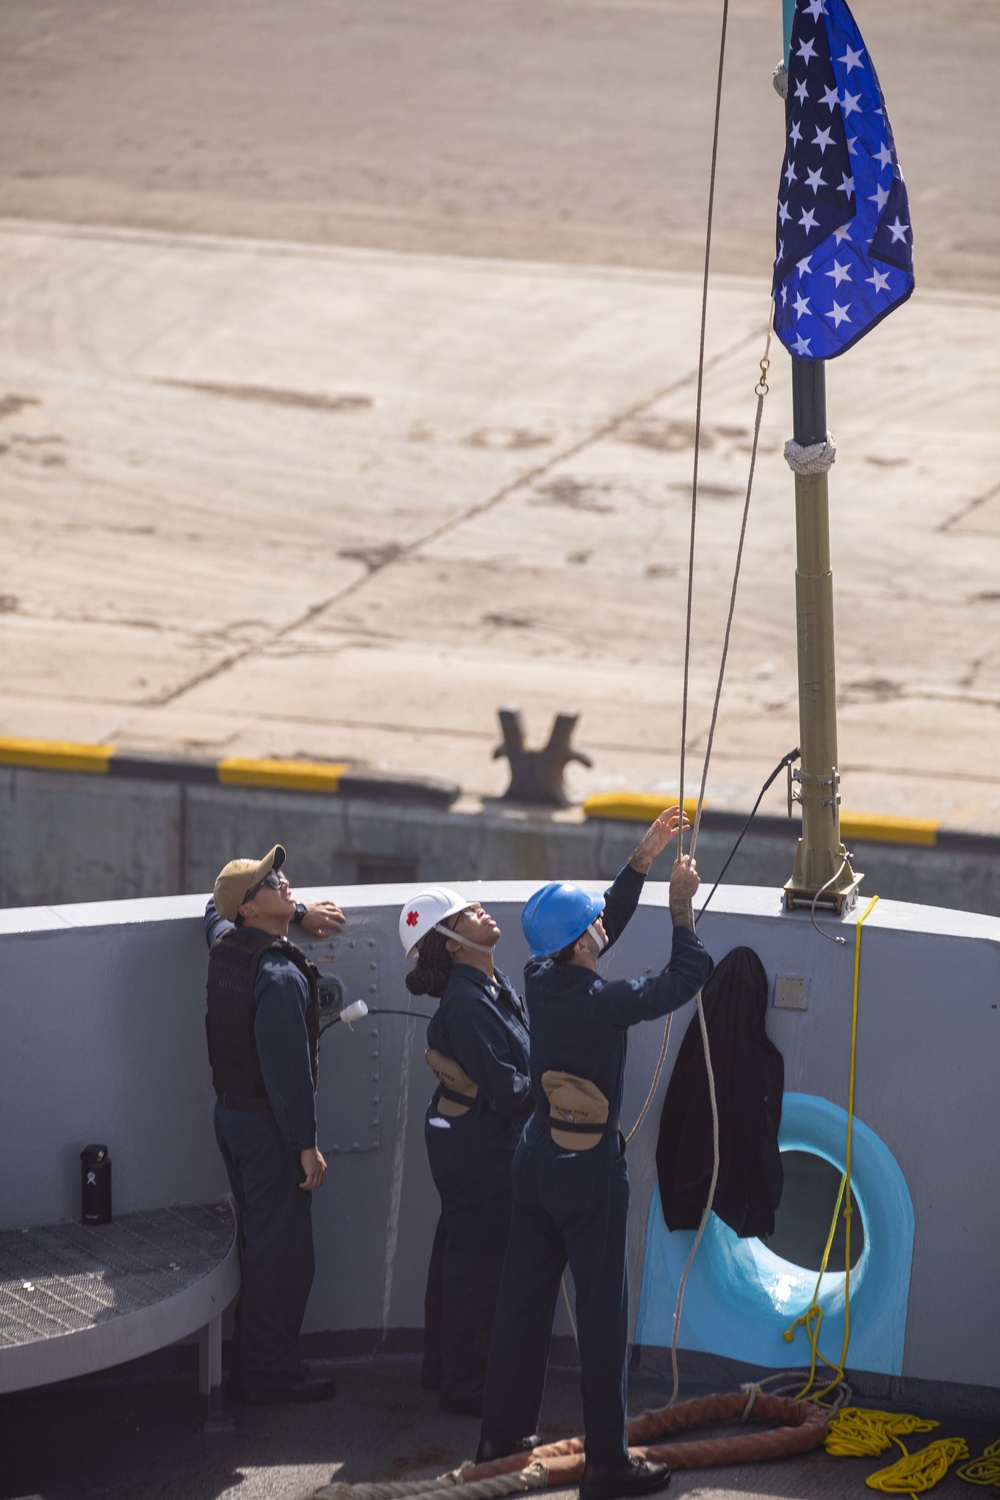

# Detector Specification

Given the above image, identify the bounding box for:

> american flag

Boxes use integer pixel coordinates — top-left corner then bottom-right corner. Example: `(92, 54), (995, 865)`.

(772, 0), (914, 360)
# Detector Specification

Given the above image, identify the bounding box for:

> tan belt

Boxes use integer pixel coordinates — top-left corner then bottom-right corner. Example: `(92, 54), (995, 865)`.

(540, 1070), (610, 1151)
(425, 1048), (479, 1117)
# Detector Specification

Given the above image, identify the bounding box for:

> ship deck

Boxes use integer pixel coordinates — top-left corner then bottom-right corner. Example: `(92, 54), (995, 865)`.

(0, 1349), (992, 1500)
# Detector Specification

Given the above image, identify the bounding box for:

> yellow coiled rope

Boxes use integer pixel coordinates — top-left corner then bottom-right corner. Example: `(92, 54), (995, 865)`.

(865, 1437), (970, 1494)
(826, 1408), (938, 1458)
(957, 1438), (1000, 1488)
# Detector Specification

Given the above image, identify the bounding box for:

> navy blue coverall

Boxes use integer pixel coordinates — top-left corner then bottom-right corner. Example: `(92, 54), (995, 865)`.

(422, 963), (533, 1409)
(205, 901), (318, 1393)
(479, 866), (712, 1461)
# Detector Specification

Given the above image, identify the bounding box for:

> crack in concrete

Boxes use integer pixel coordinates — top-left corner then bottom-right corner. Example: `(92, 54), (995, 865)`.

(937, 478), (1000, 533)
(144, 323), (768, 712)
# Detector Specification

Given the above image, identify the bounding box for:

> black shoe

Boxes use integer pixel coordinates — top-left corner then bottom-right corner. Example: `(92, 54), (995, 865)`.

(234, 1371), (337, 1405)
(579, 1457), (671, 1500)
(475, 1434), (542, 1464)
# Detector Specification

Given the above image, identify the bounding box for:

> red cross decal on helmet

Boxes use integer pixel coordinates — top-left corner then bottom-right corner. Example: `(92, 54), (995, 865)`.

(406, 910), (419, 927)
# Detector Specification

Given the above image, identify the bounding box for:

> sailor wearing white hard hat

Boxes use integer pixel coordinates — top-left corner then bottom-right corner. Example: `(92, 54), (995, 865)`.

(399, 886), (532, 1419)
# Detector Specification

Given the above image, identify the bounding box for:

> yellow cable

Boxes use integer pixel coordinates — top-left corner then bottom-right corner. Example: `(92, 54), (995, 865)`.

(957, 1437), (1000, 1487)
(788, 894), (880, 1404)
(826, 1408), (938, 1458)
(866, 1437), (969, 1494)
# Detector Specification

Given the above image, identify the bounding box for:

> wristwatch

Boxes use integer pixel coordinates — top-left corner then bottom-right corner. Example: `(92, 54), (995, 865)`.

(291, 902), (307, 925)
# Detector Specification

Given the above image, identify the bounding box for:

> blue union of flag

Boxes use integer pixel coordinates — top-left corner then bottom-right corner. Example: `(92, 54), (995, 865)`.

(772, 0), (914, 360)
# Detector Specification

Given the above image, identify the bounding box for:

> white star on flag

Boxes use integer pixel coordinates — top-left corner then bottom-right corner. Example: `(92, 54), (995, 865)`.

(865, 268), (891, 294)
(772, 0), (914, 359)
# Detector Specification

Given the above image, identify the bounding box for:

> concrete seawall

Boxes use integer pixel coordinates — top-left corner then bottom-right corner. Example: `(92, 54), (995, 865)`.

(3, 761), (999, 917)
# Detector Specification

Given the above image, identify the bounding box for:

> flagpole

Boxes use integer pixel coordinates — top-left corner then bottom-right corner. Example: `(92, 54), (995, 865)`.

(780, 0), (860, 911)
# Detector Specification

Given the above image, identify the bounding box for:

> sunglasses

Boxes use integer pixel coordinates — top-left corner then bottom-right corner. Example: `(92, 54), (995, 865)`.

(245, 869), (283, 902)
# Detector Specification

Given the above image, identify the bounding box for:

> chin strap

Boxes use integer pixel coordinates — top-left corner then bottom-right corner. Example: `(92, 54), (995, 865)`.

(433, 923), (496, 955)
(586, 922), (606, 956)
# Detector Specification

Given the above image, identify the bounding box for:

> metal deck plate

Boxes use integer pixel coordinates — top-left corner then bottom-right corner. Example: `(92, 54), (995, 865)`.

(0, 1202), (235, 1349)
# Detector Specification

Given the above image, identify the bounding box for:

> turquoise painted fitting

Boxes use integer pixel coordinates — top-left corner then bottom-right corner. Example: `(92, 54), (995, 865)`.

(634, 1092), (915, 1376)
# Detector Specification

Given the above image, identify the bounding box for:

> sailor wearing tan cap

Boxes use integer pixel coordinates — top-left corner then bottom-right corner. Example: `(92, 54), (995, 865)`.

(204, 843), (345, 1404)
(399, 888), (533, 1419)
(477, 810), (712, 1500)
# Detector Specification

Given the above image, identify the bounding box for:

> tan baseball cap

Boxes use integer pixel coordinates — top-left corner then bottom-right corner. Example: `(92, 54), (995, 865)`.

(213, 844), (286, 922)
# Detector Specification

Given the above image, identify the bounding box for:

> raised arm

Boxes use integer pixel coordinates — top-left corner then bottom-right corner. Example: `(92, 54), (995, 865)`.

(602, 806), (690, 951)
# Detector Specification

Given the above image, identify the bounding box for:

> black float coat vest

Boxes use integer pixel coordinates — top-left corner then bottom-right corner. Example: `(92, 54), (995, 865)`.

(206, 926), (320, 1102)
(656, 945), (784, 1239)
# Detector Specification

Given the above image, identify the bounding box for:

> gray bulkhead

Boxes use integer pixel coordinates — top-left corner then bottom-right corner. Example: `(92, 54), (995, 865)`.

(1, 884), (996, 1400)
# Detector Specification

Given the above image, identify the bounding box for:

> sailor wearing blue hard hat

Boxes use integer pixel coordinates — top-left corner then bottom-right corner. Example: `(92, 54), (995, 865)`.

(476, 808), (712, 1500)
(399, 886), (532, 1418)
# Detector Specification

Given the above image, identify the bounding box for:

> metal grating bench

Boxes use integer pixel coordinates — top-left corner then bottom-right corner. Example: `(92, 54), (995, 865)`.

(0, 1201), (239, 1415)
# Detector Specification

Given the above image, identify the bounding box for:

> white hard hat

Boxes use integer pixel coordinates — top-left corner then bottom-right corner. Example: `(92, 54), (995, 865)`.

(399, 887), (471, 957)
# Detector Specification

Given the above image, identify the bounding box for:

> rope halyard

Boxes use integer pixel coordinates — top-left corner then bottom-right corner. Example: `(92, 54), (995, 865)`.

(663, 984), (721, 1407)
(677, 0), (731, 860)
(689, 309), (774, 859)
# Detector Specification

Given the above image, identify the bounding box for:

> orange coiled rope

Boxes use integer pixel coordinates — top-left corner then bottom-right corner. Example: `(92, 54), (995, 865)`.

(465, 1391), (829, 1487)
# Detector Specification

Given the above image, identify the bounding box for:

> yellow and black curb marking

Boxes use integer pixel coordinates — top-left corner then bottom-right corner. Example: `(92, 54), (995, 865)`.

(0, 737), (459, 808)
(583, 791), (981, 853)
(0, 737), (986, 850)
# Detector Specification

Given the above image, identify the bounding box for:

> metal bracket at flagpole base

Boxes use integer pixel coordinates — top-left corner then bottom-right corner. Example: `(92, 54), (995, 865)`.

(782, 359), (861, 914)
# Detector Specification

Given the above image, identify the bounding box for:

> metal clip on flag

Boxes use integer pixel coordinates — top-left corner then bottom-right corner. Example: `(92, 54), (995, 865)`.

(773, 0), (914, 359)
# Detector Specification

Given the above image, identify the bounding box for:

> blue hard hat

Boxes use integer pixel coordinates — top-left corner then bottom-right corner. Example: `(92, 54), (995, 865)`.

(521, 882), (606, 957)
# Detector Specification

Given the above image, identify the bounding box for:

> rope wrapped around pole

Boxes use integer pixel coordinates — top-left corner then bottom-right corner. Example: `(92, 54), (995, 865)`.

(784, 434), (837, 474)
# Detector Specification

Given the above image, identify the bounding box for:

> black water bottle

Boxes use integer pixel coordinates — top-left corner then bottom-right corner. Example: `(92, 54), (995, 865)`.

(81, 1144), (112, 1224)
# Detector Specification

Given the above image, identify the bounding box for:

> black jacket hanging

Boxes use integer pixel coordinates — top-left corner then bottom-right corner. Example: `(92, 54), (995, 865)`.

(656, 945), (784, 1239)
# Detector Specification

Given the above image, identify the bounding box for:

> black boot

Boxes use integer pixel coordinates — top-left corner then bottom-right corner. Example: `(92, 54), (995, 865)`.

(475, 1434), (542, 1464)
(579, 1457), (671, 1500)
